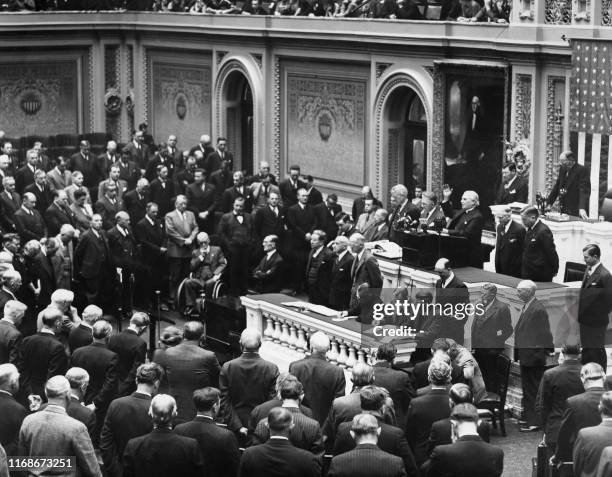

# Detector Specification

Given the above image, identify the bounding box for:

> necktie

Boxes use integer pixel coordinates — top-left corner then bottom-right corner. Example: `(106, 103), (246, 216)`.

(351, 256), (359, 279)
(582, 267), (592, 287)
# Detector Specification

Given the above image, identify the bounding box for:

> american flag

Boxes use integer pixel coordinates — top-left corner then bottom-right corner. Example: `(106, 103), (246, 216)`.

(570, 40), (612, 216)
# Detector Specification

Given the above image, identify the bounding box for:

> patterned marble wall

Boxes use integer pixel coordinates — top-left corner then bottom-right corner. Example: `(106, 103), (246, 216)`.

(0, 61), (78, 137)
(150, 58), (212, 148)
(283, 64), (368, 186)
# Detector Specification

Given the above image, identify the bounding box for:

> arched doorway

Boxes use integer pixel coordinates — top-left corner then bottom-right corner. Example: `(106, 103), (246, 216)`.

(383, 86), (427, 196)
(222, 71), (254, 175)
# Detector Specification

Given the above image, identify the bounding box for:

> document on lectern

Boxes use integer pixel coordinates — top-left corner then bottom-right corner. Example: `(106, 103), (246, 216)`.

(367, 240), (403, 259)
(281, 301), (340, 317)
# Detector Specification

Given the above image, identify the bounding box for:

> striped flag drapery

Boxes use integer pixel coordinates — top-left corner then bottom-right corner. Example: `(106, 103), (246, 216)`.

(570, 40), (612, 216)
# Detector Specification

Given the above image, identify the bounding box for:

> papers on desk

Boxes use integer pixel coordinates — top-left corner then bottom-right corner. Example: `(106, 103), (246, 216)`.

(281, 302), (341, 317)
(368, 240), (403, 259)
(332, 315), (358, 322)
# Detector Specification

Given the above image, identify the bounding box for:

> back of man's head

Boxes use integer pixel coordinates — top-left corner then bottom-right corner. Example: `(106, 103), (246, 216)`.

(376, 343), (397, 363)
(150, 394), (177, 427)
(82, 305), (102, 325)
(136, 363), (164, 386)
(130, 312), (150, 328)
(92, 320), (112, 341)
(428, 359), (452, 386)
(183, 321), (204, 341)
(449, 383), (473, 405)
(600, 391), (612, 418)
(0, 363), (19, 392)
(279, 378), (303, 401)
(352, 363), (375, 387)
(359, 385), (386, 412)
(267, 407), (293, 434)
(450, 403), (479, 424)
(65, 367), (89, 391)
(240, 328), (262, 351)
(45, 375), (70, 401)
(350, 413), (380, 443)
(309, 331), (330, 354)
(40, 308), (63, 329)
(193, 387), (220, 413)
(581, 362), (605, 388)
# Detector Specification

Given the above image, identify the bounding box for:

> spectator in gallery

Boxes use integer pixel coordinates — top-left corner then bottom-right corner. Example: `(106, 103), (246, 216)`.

(484, 0), (511, 22)
(495, 162), (528, 205)
(352, 185), (383, 222)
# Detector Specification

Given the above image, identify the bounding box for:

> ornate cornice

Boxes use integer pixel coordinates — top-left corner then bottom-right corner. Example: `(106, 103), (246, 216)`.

(375, 62), (393, 83)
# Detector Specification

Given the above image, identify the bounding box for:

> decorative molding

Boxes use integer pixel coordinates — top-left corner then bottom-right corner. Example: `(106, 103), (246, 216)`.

(431, 66), (445, 195)
(545, 0), (572, 24)
(272, 55), (281, 177)
(572, 0), (591, 22)
(87, 45), (94, 132)
(519, 0), (535, 20)
(216, 50), (228, 66)
(387, 128), (400, 188)
(375, 63), (393, 83)
(104, 45), (120, 140)
(545, 76), (565, 193)
(143, 47), (150, 126)
(604, 0), (612, 25)
(127, 45), (135, 134)
(423, 66), (434, 79)
(514, 74), (532, 141)
(250, 53), (263, 71)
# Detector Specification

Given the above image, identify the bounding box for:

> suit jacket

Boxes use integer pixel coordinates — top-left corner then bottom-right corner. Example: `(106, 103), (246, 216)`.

(250, 182), (282, 210)
(185, 181), (216, 229)
(352, 196), (383, 222)
(116, 160), (141, 190)
(221, 185), (254, 213)
(573, 421), (612, 477)
(174, 416), (240, 477)
(536, 358), (584, 445)
(314, 202), (341, 239)
(94, 196), (124, 230)
(289, 354), (346, 426)
(329, 251), (354, 311)
(253, 205), (285, 242)
(135, 216), (166, 263)
(209, 169), (233, 200)
(556, 387), (605, 461)
(444, 205), (484, 268)
(388, 200), (421, 243)
(44, 202), (75, 236)
(108, 225), (139, 271)
(373, 362), (416, 429)
(149, 179), (175, 216)
(494, 220), (525, 278)
(123, 189), (149, 225)
(18, 405), (100, 477)
(521, 220), (559, 282)
(63, 396), (97, 441)
(0, 190), (20, 231)
(46, 167), (72, 192)
(427, 417), (490, 456)
(514, 298), (554, 367)
(204, 151), (233, 175)
(306, 246), (334, 306)
(238, 438), (321, 477)
(68, 323), (93, 353)
(248, 398), (314, 431)
(364, 222), (390, 242)
(351, 250), (383, 291)
(432, 275), (470, 344)
(218, 212), (253, 247)
(219, 351), (279, 430)
(356, 210), (377, 233)
(14, 207), (47, 241)
(548, 163), (591, 216)
(96, 152), (120, 179)
(278, 178), (307, 207)
(16, 331), (68, 397)
(496, 176), (528, 204)
(470, 298), (513, 349)
(155, 340), (221, 423)
(579, 264), (612, 328)
(108, 329), (147, 397)
(24, 181), (54, 217)
(328, 443), (407, 477)
(0, 391), (27, 456)
(253, 406), (324, 456)
(125, 142), (150, 170)
(306, 187), (323, 206)
(70, 342), (119, 410)
(100, 392), (153, 477)
(14, 165), (35, 194)
(190, 245), (226, 281)
(421, 435), (503, 477)
(69, 152), (104, 189)
(336, 420), (418, 476)
(0, 319), (22, 364)
(164, 209), (198, 258)
(66, 184), (92, 205)
(144, 156), (175, 183)
(404, 387), (451, 465)
(74, 229), (112, 279)
(70, 202), (92, 233)
(122, 428), (204, 477)
(252, 250), (285, 293)
(98, 179), (128, 203)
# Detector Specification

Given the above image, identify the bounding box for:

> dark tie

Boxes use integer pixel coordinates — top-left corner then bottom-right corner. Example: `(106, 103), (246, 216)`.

(582, 267), (592, 287)
(351, 256), (359, 280)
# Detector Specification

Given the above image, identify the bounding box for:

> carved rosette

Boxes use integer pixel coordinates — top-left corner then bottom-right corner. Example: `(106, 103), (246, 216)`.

(513, 74), (532, 141)
(104, 45), (121, 138)
(272, 56), (281, 177)
(545, 0), (572, 24)
(602, 0), (612, 25)
(104, 87), (123, 115)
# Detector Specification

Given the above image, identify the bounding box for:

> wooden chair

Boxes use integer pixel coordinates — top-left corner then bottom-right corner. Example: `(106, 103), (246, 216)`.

(476, 353), (511, 436)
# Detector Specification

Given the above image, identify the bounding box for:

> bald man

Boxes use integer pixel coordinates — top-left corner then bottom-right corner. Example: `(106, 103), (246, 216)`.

(14, 192), (47, 241)
(44, 189), (76, 236)
(108, 211), (141, 314)
(441, 190), (484, 268)
(219, 329), (279, 437)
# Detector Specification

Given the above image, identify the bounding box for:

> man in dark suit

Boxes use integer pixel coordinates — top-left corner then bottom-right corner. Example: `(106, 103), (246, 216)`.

(0, 176), (20, 233)
(579, 244), (612, 369)
(74, 214), (116, 311)
(125, 130), (151, 171)
(348, 233), (383, 308)
(421, 403), (504, 477)
(495, 162), (528, 204)
(174, 387), (240, 477)
(253, 192), (285, 247)
(536, 343), (584, 456)
(573, 391), (612, 477)
(520, 205), (559, 282)
(23, 241), (55, 311)
(149, 165), (175, 217)
(100, 363), (162, 477)
(352, 186), (383, 223)
(145, 148), (175, 184)
(155, 321), (221, 424)
(0, 270), (21, 320)
(221, 170), (253, 213)
(305, 229), (334, 306)
(97, 140), (120, 179)
(114, 149), (141, 192)
(441, 190), (484, 269)
(238, 407), (321, 477)
(204, 137), (233, 176)
(432, 258), (470, 345)
(328, 236), (353, 311)
(208, 158), (233, 202)
(186, 168), (216, 233)
(68, 304), (101, 353)
(189, 134), (214, 169)
(122, 394), (204, 477)
(305, 175), (323, 206)
(219, 329), (279, 437)
(164, 135), (183, 170)
(24, 169), (53, 215)
(69, 140), (104, 198)
(279, 165), (306, 208)
(123, 178), (150, 225)
(332, 387), (418, 477)
(493, 206), (525, 278)
(108, 312), (149, 397)
(328, 413), (407, 477)
(44, 189), (75, 237)
(405, 358), (452, 466)
(183, 232), (226, 311)
(218, 196), (253, 296)
(253, 378), (324, 456)
(514, 280), (554, 432)
(470, 283), (513, 389)
(252, 234), (285, 293)
(62, 367), (98, 442)
(547, 150), (591, 218)
(0, 363), (27, 456)
(289, 331), (346, 426)
(16, 308), (68, 398)
(14, 149), (38, 195)
(388, 183), (420, 244)
(314, 193), (342, 240)
(95, 182), (124, 231)
(373, 343), (415, 430)
(0, 300), (25, 365)
(555, 362), (606, 464)
(14, 192), (47, 241)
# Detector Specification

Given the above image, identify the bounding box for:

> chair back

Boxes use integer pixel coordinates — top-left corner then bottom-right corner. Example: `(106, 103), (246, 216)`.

(493, 353), (511, 405)
(563, 261), (587, 283)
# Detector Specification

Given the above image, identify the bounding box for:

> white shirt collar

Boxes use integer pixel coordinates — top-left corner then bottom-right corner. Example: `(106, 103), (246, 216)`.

(298, 202), (306, 210)
(266, 250), (276, 260)
(443, 272), (455, 288)
(146, 215), (155, 226)
(40, 328), (55, 336)
(589, 262), (602, 275)
(338, 249), (349, 261)
(313, 246), (324, 258)
(506, 175), (517, 188)
(504, 220), (512, 234)
(269, 436), (289, 441)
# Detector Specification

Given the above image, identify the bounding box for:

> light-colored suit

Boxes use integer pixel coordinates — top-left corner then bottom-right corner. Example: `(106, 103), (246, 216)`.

(165, 209), (199, 258)
(98, 179), (128, 202)
(18, 404), (102, 477)
(70, 202), (93, 233)
(46, 167), (72, 192)
(249, 182), (282, 210)
(356, 211), (376, 234)
(65, 184), (92, 205)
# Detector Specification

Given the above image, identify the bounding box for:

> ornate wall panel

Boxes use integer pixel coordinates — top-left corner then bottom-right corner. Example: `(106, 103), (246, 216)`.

(545, 76), (566, 193)
(272, 56), (281, 176)
(431, 66), (445, 193)
(545, 0), (572, 24)
(149, 57), (212, 148)
(0, 61), (78, 136)
(604, 0), (612, 26)
(104, 45), (121, 139)
(283, 66), (368, 185)
(514, 74), (532, 141)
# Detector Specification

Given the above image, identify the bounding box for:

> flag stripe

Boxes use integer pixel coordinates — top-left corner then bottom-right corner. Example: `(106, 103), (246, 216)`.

(590, 133), (601, 218)
(608, 135), (612, 193)
(578, 132), (586, 165)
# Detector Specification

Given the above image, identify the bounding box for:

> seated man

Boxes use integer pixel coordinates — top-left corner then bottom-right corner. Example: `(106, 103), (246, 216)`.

(182, 232), (226, 314)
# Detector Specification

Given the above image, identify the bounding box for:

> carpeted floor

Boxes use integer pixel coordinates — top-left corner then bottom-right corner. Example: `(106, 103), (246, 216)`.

(490, 416), (543, 477)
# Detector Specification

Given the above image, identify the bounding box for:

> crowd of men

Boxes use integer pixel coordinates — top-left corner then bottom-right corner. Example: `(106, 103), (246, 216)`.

(1, 0), (511, 23)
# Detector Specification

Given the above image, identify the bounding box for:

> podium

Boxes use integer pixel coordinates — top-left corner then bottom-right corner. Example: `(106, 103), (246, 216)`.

(397, 231), (470, 268)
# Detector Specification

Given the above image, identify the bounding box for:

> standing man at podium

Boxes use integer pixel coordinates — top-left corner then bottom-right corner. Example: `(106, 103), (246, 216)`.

(387, 184), (420, 244)
(547, 150), (590, 219)
(441, 190), (484, 269)
(520, 206), (558, 282)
